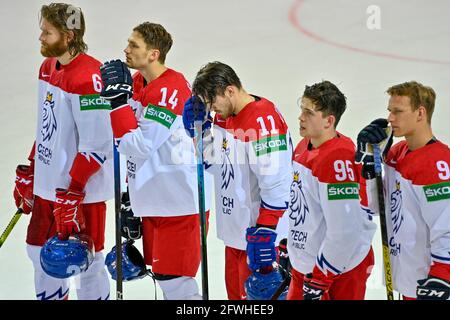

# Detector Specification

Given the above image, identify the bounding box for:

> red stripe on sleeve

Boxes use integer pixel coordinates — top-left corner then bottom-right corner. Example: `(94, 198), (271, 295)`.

(110, 105), (138, 138)
(69, 153), (102, 191)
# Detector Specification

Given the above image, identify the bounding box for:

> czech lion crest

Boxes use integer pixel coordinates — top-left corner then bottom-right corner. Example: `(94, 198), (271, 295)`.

(221, 138), (235, 190)
(289, 171), (309, 226)
(41, 92), (57, 142)
(390, 180), (403, 234)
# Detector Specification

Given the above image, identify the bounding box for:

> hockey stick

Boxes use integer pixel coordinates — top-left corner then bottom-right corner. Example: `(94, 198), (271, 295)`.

(193, 99), (209, 300)
(373, 144), (394, 300)
(270, 266), (291, 300)
(0, 208), (23, 248)
(113, 141), (123, 300)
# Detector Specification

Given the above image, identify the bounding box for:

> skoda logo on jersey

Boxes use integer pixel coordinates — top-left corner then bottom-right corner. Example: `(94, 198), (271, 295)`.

(41, 92), (57, 142)
(221, 138), (235, 190)
(390, 180), (404, 234)
(288, 171), (309, 226)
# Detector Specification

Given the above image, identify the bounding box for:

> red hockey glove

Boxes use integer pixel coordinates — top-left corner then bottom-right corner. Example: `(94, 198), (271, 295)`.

(303, 266), (335, 300)
(53, 188), (86, 240)
(13, 165), (34, 214)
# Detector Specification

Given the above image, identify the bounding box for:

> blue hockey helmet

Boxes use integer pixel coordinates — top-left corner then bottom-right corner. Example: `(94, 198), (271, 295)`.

(245, 268), (289, 300)
(105, 240), (147, 281)
(40, 234), (95, 279)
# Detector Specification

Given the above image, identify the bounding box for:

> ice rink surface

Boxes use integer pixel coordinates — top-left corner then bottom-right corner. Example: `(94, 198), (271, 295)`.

(0, 0), (449, 300)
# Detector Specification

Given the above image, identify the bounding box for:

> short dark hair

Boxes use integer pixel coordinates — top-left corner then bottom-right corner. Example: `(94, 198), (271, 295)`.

(133, 22), (172, 64)
(192, 61), (242, 104)
(387, 81), (435, 123)
(302, 80), (347, 127)
(40, 3), (87, 57)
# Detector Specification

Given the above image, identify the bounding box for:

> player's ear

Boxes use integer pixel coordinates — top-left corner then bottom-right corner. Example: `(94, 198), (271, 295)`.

(225, 85), (235, 98)
(66, 30), (75, 42)
(148, 48), (160, 63)
(324, 114), (335, 129)
(417, 105), (427, 122)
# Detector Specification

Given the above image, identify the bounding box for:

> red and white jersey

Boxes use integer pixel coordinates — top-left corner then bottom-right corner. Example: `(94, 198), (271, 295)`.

(204, 96), (293, 250)
(118, 69), (212, 217)
(365, 140), (450, 297)
(34, 54), (114, 203)
(287, 134), (376, 276)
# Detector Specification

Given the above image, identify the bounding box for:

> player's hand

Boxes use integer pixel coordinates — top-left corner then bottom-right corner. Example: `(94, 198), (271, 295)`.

(277, 238), (291, 277)
(416, 275), (450, 300)
(303, 273), (330, 300)
(53, 188), (85, 240)
(182, 96), (212, 138)
(246, 227), (277, 272)
(355, 118), (393, 179)
(13, 164), (34, 214)
(120, 191), (142, 240)
(99, 59), (133, 108)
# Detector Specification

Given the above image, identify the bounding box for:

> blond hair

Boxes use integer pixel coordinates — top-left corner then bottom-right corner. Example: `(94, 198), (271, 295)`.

(387, 81), (436, 123)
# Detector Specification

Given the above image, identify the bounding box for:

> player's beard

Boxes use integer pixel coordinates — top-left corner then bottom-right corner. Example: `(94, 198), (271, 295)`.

(40, 37), (68, 58)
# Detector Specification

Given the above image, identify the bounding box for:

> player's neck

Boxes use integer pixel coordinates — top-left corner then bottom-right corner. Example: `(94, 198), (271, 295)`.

(405, 125), (434, 151)
(57, 51), (78, 65)
(233, 90), (254, 115)
(141, 63), (167, 83)
(310, 129), (337, 149)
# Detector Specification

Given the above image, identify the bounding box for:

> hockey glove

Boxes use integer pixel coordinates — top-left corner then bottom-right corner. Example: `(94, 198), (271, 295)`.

(182, 96), (212, 138)
(246, 227), (277, 272)
(99, 59), (133, 109)
(416, 276), (450, 300)
(277, 238), (291, 278)
(303, 273), (331, 300)
(13, 164), (34, 214)
(120, 191), (142, 240)
(355, 118), (393, 179)
(53, 188), (86, 240)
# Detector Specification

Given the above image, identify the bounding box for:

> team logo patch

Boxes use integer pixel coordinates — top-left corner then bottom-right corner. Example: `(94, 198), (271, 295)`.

(144, 104), (176, 129)
(390, 180), (403, 234)
(79, 94), (111, 110)
(41, 92), (57, 142)
(327, 182), (359, 200)
(252, 134), (287, 156)
(221, 138), (235, 190)
(289, 171), (309, 226)
(423, 181), (450, 202)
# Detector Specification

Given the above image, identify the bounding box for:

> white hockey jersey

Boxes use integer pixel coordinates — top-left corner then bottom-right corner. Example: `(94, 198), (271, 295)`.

(117, 69), (211, 217)
(365, 140), (450, 297)
(34, 54), (114, 203)
(287, 134), (376, 276)
(204, 96), (292, 250)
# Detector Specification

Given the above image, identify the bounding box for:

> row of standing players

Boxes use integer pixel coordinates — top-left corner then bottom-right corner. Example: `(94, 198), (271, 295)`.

(12, 3), (450, 300)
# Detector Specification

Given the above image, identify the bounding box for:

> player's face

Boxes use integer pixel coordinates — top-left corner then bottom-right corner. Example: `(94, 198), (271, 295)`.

(387, 95), (421, 137)
(39, 18), (68, 57)
(207, 94), (234, 119)
(124, 31), (154, 69)
(298, 97), (328, 139)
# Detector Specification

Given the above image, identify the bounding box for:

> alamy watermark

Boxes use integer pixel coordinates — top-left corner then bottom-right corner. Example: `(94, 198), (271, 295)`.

(366, 5), (381, 30)
(66, 5), (81, 30)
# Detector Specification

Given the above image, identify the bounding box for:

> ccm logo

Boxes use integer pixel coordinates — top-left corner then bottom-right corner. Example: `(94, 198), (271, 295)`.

(247, 235), (272, 242)
(16, 177), (32, 185)
(417, 288), (446, 298)
(106, 84), (132, 91)
(56, 198), (78, 205)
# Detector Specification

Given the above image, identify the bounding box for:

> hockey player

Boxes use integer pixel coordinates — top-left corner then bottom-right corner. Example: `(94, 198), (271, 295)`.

(12, 3), (112, 300)
(286, 81), (376, 300)
(182, 62), (292, 300)
(356, 81), (450, 300)
(100, 22), (211, 300)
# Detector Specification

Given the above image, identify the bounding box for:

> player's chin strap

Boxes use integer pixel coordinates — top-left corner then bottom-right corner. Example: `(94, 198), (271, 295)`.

(143, 268), (158, 300)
